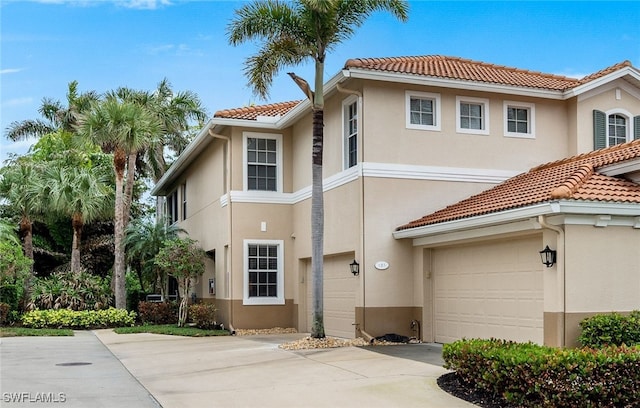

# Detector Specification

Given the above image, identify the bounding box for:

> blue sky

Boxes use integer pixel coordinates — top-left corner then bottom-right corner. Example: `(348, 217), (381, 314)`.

(1, 0), (639, 163)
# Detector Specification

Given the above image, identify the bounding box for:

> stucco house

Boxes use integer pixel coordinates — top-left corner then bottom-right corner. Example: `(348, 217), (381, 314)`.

(151, 55), (640, 347)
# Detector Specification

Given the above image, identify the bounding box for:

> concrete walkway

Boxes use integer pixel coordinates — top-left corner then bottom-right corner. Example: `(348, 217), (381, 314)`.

(94, 330), (473, 408)
(1, 330), (159, 407)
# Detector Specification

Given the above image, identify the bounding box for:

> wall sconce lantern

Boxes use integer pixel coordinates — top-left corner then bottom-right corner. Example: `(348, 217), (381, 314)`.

(539, 245), (557, 268)
(350, 260), (360, 276)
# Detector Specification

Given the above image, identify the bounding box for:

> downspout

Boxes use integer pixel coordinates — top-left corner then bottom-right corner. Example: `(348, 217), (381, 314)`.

(537, 215), (566, 347)
(209, 130), (235, 333)
(336, 83), (368, 339)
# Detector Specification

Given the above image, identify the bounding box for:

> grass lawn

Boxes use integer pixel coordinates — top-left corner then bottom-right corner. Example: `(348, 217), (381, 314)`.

(0, 327), (74, 337)
(113, 324), (230, 337)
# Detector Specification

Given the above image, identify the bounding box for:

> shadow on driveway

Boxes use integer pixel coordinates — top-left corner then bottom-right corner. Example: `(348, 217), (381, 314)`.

(361, 343), (445, 366)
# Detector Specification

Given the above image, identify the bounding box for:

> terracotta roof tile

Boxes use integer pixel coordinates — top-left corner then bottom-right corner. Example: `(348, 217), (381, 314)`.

(396, 140), (640, 231)
(214, 100), (301, 120)
(345, 56), (633, 91)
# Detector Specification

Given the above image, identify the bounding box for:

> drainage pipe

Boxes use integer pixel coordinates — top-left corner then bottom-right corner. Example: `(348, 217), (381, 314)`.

(537, 215), (566, 347)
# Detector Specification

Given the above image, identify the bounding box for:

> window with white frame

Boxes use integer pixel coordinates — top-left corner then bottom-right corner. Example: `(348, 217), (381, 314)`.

(504, 101), (535, 138)
(608, 114), (628, 146)
(243, 132), (282, 192)
(593, 109), (639, 149)
(181, 183), (187, 221)
(406, 91), (441, 131)
(456, 96), (490, 135)
(243, 240), (284, 305)
(343, 96), (358, 169)
(167, 190), (178, 225)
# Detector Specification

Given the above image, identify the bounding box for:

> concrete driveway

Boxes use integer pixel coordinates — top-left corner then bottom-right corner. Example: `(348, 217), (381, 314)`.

(94, 330), (473, 408)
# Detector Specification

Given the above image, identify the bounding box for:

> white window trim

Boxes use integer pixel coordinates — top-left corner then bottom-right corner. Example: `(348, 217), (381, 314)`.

(243, 239), (285, 305)
(605, 108), (633, 146)
(503, 101), (536, 139)
(456, 96), (490, 135)
(242, 132), (283, 192)
(406, 90), (441, 131)
(342, 95), (359, 170)
(180, 182), (187, 221)
(167, 189), (179, 225)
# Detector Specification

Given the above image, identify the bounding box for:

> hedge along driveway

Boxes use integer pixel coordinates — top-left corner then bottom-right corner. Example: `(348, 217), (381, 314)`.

(21, 308), (136, 329)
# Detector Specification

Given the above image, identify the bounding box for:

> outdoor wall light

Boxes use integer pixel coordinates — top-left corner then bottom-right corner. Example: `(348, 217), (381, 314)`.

(350, 260), (360, 276)
(539, 246), (557, 268)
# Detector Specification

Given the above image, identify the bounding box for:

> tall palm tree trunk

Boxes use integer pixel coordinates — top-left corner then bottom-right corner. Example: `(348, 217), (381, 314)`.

(123, 152), (137, 229)
(113, 148), (127, 309)
(70, 213), (84, 274)
(310, 108), (325, 338)
(19, 216), (34, 272)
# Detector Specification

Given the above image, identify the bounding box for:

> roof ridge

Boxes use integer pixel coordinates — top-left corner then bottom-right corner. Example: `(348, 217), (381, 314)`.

(530, 139), (640, 172)
(549, 164), (594, 199)
(575, 60), (633, 86)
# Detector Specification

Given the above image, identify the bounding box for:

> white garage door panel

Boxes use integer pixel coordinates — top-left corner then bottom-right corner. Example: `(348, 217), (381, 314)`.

(306, 255), (356, 339)
(434, 237), (543, 344)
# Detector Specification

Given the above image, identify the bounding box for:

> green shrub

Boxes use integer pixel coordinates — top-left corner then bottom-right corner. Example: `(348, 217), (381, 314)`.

(443, 338), (640, 407)
(579, 311), (640, 347)
(0, 284), (19, 311)
(28, 270), (112, 311)
(189, 303), (217, 329)
(21, 308), (136, 329)
(138, 301), (178, 325)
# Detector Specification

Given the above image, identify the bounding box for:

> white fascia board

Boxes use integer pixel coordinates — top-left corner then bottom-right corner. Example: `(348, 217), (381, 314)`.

(412, 218), (542, 247)
(598, 158), (640, 177)
(151, 120), (215, 196)
(362, 162), (519, 183)
(564, 67), (640, 99)
(210, 117), (280, 130)
(345, 69), (566, 100)
(393, 200), (640, 241)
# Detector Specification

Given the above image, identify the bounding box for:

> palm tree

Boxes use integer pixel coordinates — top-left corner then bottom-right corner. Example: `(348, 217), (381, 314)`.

(5, 81), (99, 141)
(0, 218), (20, 246)
(78, 97), (161, 309)
(33, 164), (113, 274)
(228, 0), (408, 338)
(124, 217), (185, 296)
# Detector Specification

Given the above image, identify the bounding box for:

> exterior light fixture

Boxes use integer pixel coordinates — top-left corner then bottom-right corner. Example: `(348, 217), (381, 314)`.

(539, 246), (557, 268)
(350, 260), (360, 276)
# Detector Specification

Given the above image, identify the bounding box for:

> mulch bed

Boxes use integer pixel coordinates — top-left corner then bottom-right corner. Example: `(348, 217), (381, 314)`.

(437, 372), (515, 408)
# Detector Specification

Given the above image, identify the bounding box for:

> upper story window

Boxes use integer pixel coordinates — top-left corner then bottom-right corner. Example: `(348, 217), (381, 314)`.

(243, 239), (284, 305)
(243, 132), (283, 192)
(593, 109), (640, 149)
(167, 190), (178, 225)
(343, 96), (358, 169)
(181, 183), (187, 221)
(406, 91), (441, 131)
(456, 96), (490, 135)
(504, 101), (536, 139)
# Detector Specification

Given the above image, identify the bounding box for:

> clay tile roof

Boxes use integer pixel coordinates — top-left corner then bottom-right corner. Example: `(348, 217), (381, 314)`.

(575, 60), (633, 86)
(396, 140), (640, 231)
(344, 55), (581, 91)
(214, 100), (302, 120)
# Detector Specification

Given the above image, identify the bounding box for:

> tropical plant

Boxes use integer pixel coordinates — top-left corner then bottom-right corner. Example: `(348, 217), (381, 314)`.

(27, 270), (111, 311)
(0, 218), (20, 246)
(227, 0), (409, 337)
(154, 237), (205, 327)
(5, 80), (99, 141)
(79, 96), (161, 309)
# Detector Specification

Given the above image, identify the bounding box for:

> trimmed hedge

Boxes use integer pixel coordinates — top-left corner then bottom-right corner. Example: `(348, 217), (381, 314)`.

(21, 308), (136, 329)
(579, 311), (640, 348)
(443, 338), (640, 407)
(138, 301), (179, 325)
(189, 303), (217, 329)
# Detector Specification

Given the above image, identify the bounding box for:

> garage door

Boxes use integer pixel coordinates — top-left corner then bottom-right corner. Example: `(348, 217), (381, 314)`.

(433, 236), (543, 344)
(306, 254), (357, 339)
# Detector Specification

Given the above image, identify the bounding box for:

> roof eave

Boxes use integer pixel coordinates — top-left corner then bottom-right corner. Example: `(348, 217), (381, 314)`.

(344, 68), (566, 100)
(564, 66), (640, 98)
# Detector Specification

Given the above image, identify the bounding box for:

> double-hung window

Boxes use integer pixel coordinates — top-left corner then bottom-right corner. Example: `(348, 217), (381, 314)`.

(343, 96), (358, 169)
(406, 91), (441, 131)
(504, 101), (536, 138)
(456, 96), (489, 135)
(243, 240), (284, 305)
(244, 132), (282, 192)
(181, 183), (187, 221)
(167, 190), (178, 225)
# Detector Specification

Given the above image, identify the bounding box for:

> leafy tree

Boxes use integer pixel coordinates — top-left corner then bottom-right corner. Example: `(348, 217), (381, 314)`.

(5, 81), (99, 141)
(228, 0), (408, 338)
(154, 237), (205, 326)
(0, 218), (20, 246)
(124, 217), (185, 294)
(79, 96), (161, 309)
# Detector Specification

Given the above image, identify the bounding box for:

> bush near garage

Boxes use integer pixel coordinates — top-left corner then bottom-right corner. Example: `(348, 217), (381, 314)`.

(21, 308), (136, 329)
(188, 303), (217, 329)
(443, 338), (640, 407)
(579, 310), (640, 348)
(137, 301), (179, 325)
